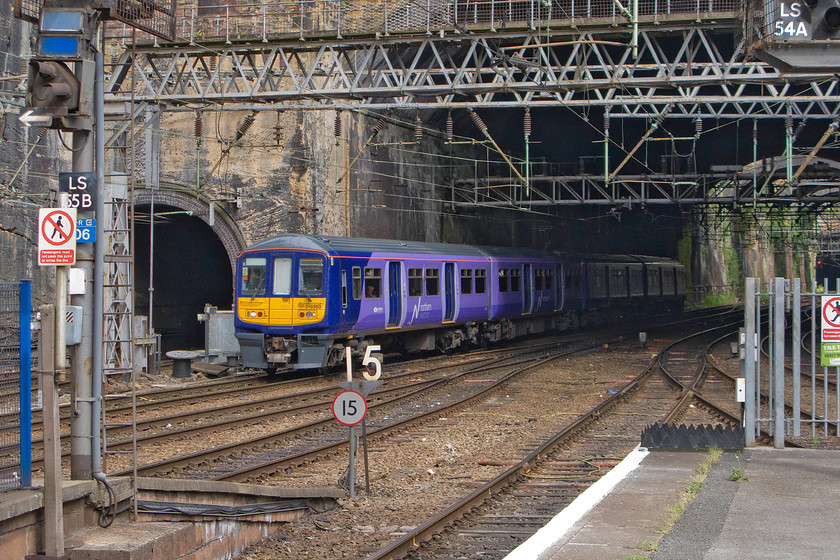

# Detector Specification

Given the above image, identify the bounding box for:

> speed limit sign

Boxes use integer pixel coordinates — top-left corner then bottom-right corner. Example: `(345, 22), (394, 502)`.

(332, 390), (367, 426)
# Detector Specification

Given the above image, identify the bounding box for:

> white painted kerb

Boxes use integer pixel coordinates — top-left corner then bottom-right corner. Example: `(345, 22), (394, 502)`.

(502, 445), (650, 560)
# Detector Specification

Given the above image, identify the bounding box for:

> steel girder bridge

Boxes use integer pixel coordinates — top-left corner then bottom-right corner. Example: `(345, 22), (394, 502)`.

(100, 0), (840, 210)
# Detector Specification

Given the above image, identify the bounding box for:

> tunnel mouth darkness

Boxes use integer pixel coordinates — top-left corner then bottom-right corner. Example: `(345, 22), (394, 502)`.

(134, 203), (233, 354)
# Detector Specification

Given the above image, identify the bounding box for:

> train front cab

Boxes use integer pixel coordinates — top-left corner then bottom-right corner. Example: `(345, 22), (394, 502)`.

(235, 250), (330, 371)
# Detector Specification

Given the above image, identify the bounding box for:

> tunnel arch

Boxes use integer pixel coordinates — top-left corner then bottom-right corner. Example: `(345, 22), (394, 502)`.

(133, 187), (246, 353)
(133, 187), (246, 276)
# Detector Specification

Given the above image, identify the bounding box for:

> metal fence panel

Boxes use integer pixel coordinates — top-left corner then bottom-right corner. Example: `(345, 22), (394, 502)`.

(744, 277), (840, 448)
(0, 282), (31, 492)
(117, 0), (739, 44)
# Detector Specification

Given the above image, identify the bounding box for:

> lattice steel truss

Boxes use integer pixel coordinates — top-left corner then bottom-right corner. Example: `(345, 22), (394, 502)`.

(103, 194), (133, 379)
(106, 25), (840, 119)
(99, 0), (840, 211)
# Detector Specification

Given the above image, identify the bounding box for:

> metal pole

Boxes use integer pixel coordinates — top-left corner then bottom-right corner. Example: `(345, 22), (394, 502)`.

(362, 418), (370, 494)
(811, 278), (817, 438)
(348, 426), (357, 499)
(40, 305), (65, 557)
(69, 56), (96, 480)
(792, 278), (801, 436)
(70, 125), (94, 481)
(773, 277), (785, 447)
(744, 277), (756, 447)
(92, 50), (107, 481)
(19, 281), (32, 488)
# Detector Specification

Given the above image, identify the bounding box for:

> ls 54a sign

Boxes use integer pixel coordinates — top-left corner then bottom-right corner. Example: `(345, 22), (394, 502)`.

(774, 1), (811, 40)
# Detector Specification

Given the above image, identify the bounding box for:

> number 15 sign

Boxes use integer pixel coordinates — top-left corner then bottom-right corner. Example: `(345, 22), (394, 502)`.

(332, 390), (367, 426)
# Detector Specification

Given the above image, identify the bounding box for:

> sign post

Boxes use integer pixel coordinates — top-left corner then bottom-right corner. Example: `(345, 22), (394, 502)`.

(820, 296), (840, 366)
(332, 390), (367, 499)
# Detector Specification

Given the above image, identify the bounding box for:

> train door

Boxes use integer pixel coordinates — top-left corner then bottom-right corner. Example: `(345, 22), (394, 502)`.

(388, 262), (402, 327)
(625, 266), (631, 297)
(444, 263), (456, 322)
(556, 263), (564, 310)
(523, 264), (532, 313)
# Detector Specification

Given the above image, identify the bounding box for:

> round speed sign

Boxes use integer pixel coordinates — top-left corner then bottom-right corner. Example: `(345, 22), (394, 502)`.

(332, 390), (367, 426)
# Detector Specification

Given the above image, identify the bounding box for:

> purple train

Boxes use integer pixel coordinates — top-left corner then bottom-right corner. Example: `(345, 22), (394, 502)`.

(234, 235), (687, 373)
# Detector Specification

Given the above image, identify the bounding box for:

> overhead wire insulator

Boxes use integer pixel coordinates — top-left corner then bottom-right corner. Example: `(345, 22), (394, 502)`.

(695, 117), (702, 138)
(194, 111), (203, 143)
(274, 110), (284, 145)
(414, 113), (423, 143)
(469, 109), (487, 133)
(446, 111), (454, 142)
(334, 111), (342, 144)
(235, 111), (256, 141)
(373, 116), (387, 135)
(524, 107), (531, 137)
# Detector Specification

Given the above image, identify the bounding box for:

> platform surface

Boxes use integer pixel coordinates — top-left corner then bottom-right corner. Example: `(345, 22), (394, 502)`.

(505, 446), (840, 560)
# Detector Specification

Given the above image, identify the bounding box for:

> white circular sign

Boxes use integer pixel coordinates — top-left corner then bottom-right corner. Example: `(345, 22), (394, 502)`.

(332, 390), (367, 426)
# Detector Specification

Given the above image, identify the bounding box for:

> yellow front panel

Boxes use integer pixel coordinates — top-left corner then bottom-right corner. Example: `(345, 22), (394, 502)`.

(269, 297), (294, 325)
(293, 298), (327, 325)
(237, 297), (270, 325)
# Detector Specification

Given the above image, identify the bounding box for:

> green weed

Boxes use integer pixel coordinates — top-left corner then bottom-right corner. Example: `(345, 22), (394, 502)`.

(728, 467), (747, 482)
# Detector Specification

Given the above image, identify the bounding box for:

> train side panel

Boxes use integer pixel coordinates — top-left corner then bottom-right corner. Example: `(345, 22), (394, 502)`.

(234, 235), (687, 373)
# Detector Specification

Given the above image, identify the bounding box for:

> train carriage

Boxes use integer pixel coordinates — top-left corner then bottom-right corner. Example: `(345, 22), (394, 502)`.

(235, 235), (686, 374)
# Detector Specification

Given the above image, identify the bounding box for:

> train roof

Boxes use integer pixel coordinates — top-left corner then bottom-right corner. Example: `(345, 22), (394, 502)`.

(241, 235), (683, 266)
(243, 234), (490, 257)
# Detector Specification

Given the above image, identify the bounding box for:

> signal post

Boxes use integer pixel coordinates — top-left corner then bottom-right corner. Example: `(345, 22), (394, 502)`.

(24, 2), (99, 481)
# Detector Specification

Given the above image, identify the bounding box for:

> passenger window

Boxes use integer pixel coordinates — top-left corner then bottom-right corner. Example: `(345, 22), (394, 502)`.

(511, 268), (520, 292)
(299, 258), (323, 295)
(365, 267), (382, 299)
(273, 258), (292, 295)
(545, 269), (553, 290)
(593, 269), (604, 289)
(242, 257), (267, 295)
(475, 269), (487, 294)
(408, 268), (422, 297)
(499, 269), (508, 292)
(425, 268), (440, 296)
(461, 269), (473, 295)
(353, 267), (362, 299)
(535, 269), (544, 291)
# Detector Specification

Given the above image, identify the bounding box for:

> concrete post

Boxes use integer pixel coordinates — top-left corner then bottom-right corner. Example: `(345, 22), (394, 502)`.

(40, 305), (65, 556)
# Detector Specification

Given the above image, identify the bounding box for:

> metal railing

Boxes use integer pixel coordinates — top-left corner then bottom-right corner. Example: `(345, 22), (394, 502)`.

(743, 277), (840, 448)
(105, 0), (739, 44)
(0, 282), (32, 492)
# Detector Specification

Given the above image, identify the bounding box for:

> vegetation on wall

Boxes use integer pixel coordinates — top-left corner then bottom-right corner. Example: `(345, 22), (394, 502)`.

(687, 203), (817, 307)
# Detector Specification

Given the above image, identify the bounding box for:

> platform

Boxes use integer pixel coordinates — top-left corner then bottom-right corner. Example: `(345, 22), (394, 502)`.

(0, 476), (342, 560)
(505, 446), (840, 560)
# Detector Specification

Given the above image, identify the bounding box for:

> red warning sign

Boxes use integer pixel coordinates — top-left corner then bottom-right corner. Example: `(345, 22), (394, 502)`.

(822, 296), (840, 342)
(38, 208), (76, 266)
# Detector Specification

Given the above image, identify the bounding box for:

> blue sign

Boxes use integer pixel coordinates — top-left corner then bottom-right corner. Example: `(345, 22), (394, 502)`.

(40, 36), (81, 56)
(76, 218), (95, 243)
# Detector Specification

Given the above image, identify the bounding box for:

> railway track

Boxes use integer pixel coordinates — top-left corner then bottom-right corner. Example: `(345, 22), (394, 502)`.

(24, 309), (739, 475)
(361, 324), (753, 559)
(110, 338), (615, 480)
(115, 309), (741, 482)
